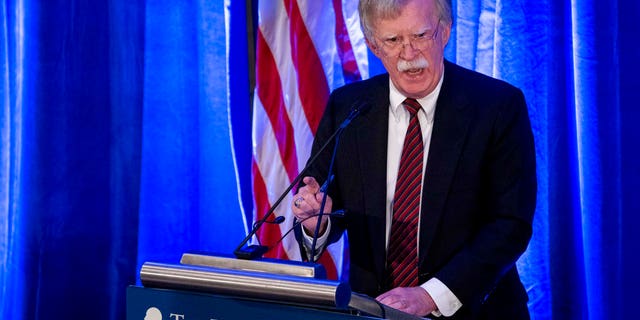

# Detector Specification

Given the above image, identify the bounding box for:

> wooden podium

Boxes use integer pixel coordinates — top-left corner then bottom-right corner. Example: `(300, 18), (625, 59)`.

(126, 253), (421, 320)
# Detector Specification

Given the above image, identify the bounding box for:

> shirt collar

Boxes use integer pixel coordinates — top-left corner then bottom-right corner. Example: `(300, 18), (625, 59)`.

(389, 73), (444, 124)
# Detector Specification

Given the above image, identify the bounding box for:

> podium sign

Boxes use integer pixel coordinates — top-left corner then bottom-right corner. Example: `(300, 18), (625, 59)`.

(126, 286), (377, 320)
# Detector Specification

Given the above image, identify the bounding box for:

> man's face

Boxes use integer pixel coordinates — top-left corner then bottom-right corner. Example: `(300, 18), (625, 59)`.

(367, 0), (451, 99)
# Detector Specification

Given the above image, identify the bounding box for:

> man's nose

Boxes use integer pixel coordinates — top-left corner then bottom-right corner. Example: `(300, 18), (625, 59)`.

(399, 39), (419, 58)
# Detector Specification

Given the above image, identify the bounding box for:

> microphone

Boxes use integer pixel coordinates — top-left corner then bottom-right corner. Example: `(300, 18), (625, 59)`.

(266, 216), (286, 224)
(233, 100), (371, 260)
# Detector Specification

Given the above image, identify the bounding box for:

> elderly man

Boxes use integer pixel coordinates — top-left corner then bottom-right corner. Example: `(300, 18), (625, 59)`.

(291, 0), (536, 318)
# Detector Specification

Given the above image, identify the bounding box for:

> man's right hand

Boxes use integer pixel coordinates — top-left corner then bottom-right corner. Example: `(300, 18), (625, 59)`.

(291, 176), (332, 236)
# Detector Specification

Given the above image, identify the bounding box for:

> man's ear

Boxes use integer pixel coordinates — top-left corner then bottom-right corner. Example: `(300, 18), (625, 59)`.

(440, 21), (452, 47)
(365, 37), (382, 59)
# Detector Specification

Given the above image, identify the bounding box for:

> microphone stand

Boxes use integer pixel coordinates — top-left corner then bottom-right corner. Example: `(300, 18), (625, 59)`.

(308, 100), (367, 261)
(234, 101), (369, 260)
(310, 132), (341, 263)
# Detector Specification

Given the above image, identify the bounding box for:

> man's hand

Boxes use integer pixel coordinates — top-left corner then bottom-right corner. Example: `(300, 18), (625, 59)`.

(376, 287), (437, 316)
(291, 176), (332, 235)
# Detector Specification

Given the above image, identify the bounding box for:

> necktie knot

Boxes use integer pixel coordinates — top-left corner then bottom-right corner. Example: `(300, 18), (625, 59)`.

(403, 98), (421, 116)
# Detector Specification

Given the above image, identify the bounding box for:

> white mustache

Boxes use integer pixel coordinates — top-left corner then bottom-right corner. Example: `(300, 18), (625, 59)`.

(397, 57), (428, 72)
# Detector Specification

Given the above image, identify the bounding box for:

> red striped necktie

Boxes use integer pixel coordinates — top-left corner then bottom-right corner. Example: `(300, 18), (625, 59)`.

(388, 98), (423, 288)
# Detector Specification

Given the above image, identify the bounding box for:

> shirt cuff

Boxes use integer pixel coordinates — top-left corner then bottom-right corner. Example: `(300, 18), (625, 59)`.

(302, 218), (332, 260)
(421, 278), (463, 317)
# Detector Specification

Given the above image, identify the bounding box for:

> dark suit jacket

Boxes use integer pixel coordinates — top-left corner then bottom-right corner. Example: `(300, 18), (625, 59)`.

(297, 60), (537, 319)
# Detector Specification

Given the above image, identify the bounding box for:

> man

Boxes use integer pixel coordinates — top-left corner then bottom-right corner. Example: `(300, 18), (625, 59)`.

(291, 0), (536, 318)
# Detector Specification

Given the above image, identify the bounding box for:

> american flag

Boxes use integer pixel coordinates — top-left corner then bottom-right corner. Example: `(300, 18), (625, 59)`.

(251, 0), (368, 280)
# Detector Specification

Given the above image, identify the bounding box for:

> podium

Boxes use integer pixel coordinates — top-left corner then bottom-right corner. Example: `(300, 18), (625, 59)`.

(127, 253), (421, 320)
(127, 286), (378, 319)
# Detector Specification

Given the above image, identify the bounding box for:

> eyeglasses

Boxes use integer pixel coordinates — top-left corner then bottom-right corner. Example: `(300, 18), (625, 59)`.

(374, 19), (441, 56)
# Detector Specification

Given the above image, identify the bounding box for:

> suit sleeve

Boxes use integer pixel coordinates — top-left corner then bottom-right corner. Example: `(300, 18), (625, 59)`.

(433, 88), (537, 310)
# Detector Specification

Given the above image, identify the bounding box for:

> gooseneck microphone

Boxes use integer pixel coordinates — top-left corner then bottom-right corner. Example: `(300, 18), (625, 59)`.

(266, 216), (286, 224)
(234, 101), (371, 260)
(309, 102), (372, 261)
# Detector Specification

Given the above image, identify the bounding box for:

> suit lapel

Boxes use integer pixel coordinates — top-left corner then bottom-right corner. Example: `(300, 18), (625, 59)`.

(354, 75), (390, 283)
(419, 62), (474, 267)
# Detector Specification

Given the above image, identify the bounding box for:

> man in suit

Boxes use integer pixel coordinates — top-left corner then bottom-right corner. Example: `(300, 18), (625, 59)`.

(291, 0), (536, 318)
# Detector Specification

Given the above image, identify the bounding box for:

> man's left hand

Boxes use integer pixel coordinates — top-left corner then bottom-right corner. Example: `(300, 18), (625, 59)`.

(376, 286), (437, 316)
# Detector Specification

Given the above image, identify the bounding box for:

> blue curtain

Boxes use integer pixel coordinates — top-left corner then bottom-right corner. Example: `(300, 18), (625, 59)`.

(0, 0), (638, 319)
(0, 0), (247, 318)
(135, 0), (246, 275)
(0, 0), (145, 318)
(441, 1), (639, 319)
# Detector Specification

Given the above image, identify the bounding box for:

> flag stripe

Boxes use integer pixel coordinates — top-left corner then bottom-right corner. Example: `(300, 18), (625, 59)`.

(255, 29), (299, 182)
(318, 249), (338, 280)
(258, 1), (314, 173)
(296, 1), (341, 91)
(252, 95), (301, 260)
(283, 0), (329, 134)
(252, 160), (289, 259)
(333, 0), (362, 82)
(341, 0), (369, 79)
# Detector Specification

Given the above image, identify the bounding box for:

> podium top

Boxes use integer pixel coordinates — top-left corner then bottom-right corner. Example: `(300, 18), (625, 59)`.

(180, 252), (327, 279)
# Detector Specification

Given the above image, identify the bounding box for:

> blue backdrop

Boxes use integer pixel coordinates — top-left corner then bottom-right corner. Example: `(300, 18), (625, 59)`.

(0, 0), (638, 319)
